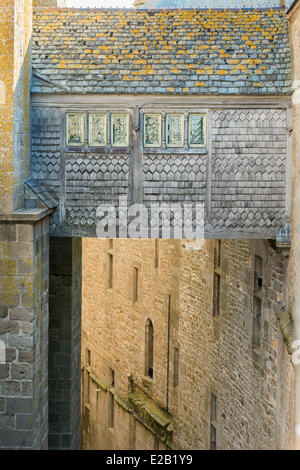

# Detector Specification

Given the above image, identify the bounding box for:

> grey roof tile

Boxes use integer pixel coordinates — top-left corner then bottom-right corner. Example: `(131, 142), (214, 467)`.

(32, 7), (292, 95)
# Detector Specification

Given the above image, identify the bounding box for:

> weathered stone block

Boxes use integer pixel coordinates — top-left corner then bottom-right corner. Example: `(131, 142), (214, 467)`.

(21, 322), (33, 336)
(1, 241), (33, 259)
(0, 225), (16, 241)
(8, 334), (33, 350)
(11, 364), (33, 380)
(2, 381), (20, 397)
(16, 414), (33, 431)
(5, 348), (16, 363)
(18, 350), (33, 363)
(9, 306), (33, 322)
(0, 398), (5, 413)
(21, 381), (33, 397)
(0, 276), (32, 294)
(0, 306), (8, 319)
(20, 293), (34, 310)
(0, 430), (32, 448)
(0, 292), (20, 307)
(17, 225), (34, 242)
(17, 259), (34, 276)
(0, 320), (19, 335)
(0, 364), (9, 379)
(0, 415), (15, 430)
(6, 398), (33, 414)
(0, 259), (18, 276)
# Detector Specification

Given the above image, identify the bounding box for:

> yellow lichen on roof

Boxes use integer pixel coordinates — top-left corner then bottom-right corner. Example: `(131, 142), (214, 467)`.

(32, 7), (292, 95)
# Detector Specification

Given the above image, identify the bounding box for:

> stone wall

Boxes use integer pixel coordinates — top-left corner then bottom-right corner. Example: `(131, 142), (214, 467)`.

(0, 0), (32, 214)
(287, 0), (300, 450)
(0, 0), (14, 209)
(176, 239), (294, 449)
(81, 238), (295, 450)
(49, 237), (82, 450)
(0, 213), (50, 449)
(0, 0), (51, 450)
(81, 239), (179, 450)
(33, 1), (66, 6)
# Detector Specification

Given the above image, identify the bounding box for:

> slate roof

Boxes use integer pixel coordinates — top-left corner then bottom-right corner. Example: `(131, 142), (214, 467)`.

(32, 8), (292, 95)
(137, 1), (281, 8)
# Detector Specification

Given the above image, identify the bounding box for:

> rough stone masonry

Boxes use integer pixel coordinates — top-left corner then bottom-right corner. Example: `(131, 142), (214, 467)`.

(0, 0), (51, 449)
(81, 238), (295, 450)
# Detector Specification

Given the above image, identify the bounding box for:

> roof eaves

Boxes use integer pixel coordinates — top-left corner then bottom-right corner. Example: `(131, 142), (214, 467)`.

(32, 69), (68, 92)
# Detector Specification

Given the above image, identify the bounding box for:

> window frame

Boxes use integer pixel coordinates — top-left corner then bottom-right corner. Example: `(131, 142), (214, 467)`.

(111, 112), (130, 148)
(88, 112), (107, 147)
(145, 318), (154, 379)
(166, 113), (185, 148)
(143, 113), (162, 148)
(188, 113), (207, 148)
(66, 112), (85, 147)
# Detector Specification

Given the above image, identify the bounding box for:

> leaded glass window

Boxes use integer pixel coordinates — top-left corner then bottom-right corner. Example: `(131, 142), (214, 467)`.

(66, 112), (85, 146)
(111, 113), (129, 147)
(166, 114), (184, 148)
(89, 113), (107, 147)
(144, 113), (161, 148)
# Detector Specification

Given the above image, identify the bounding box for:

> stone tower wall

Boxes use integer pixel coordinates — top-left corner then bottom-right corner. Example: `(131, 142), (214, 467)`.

(0, 1), (51, 450)
(33, 1), (66, 7)
(81, 238), (295, 450)
(176, 239), (294, 449)
(0, 0), (32, 214)
(287, 0), (300, 450)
